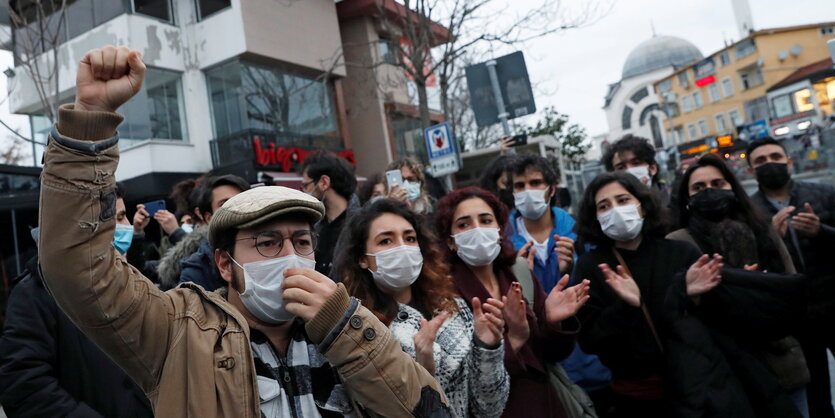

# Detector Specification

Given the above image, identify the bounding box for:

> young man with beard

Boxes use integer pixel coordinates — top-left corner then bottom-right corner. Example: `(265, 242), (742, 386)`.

(37, 45), (449, 417)
(748, 137), (835, 418)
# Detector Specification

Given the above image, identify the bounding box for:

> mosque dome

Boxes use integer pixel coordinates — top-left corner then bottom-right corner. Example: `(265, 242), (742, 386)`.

(621, 35), (703, 80)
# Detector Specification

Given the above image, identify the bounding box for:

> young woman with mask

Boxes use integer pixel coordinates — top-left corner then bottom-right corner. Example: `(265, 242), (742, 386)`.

(335, 199), (510, 418)
(385, 158), (435, 215)
(435, 187), (590, 418)
(668, 154), (810, 417)
(572, 172), (722, 418)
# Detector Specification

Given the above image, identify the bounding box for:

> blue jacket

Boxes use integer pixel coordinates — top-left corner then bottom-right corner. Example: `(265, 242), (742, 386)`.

(508, 206), (577, 293)
(508, 207), (612, 390)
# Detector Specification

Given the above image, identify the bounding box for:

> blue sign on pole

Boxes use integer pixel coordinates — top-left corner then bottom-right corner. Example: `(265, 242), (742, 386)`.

(738, 119), (769, 141)
(424, 122), (460, 177)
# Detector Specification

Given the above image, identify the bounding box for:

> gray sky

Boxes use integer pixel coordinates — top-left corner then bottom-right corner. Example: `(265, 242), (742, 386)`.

(1, 0), (834, 159)
(509, 0), (835, 137)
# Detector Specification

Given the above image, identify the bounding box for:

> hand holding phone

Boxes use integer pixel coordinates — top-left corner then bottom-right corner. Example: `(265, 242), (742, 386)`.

(510, 133), (528, 147)
(141, 200), (167, 218)
(386, 170), (403, 189)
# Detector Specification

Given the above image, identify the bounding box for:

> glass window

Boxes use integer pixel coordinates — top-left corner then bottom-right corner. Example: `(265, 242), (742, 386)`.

(719, 50), (731, 66)
(687, 124), (697, 140)
(93, 0), (128, 26)
(621, 106), (633, 130)
(205, 60), (339, 140)
(682, 95), (692, 113)
(391, 113), (426, 163)
(793, 89), (814, 113)
(722, 77), (734, 97)
(714, 114), (727, 132)
(378, 40), (397, 65)
(708, 84), (720, 102)
(693, 91), (703, 108)
(735, 39), (757, 60)
(678, 72), (690, 88)
(29, 114), (51, 167)
(196, 0), (230, 20)
(739, 66), (764, 90)
(118, 68), (187, 146)
(67, 0), (95, 39)
(729, 109), (742, 126)
(771, 94), (794, 118)
(698, 119), (709, 136)
(133, 0), (172, 23)
(630, 88), (649, 104)
(657, 79), (672, 93)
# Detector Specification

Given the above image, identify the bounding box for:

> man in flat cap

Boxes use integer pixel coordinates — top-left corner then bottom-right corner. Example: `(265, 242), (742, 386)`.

(36, 45), (450, 417)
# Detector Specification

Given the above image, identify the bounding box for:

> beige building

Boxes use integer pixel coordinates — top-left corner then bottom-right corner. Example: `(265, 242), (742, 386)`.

(653, 21), (835, 164)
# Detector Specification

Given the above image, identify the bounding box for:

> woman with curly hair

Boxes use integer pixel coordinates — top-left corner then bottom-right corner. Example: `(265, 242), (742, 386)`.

(435, 186), (589, 418)
(572, 172), (722, 418)
(385, 157), (436, 215)
(334, 199), (510, 417)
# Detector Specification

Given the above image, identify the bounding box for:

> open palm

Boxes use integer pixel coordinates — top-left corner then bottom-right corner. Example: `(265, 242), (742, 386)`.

(545, 275), (590, 324)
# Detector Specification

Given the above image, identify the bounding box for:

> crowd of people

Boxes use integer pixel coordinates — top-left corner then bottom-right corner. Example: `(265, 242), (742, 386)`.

(1, 45), (835, 418)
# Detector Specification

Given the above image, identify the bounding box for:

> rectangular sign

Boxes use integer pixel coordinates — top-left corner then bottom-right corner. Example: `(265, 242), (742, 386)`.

(465, 51), (536, 128)
(424, 122), (460, 176)
(693, 57), (716, 80)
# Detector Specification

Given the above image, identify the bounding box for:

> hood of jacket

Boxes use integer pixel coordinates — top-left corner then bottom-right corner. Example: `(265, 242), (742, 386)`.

(157, 224), (210, 290)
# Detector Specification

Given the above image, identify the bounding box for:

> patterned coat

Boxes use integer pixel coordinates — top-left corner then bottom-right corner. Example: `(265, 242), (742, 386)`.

(390, 298), (510, 418)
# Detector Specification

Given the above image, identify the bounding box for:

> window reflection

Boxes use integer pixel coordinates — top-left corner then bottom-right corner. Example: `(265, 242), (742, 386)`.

(205, 60), (338, 139)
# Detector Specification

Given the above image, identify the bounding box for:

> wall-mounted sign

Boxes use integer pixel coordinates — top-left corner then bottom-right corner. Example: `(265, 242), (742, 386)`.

(693, 57), (716, 80)
(695, 75), (716, 87)
(253, 137), (355, 172)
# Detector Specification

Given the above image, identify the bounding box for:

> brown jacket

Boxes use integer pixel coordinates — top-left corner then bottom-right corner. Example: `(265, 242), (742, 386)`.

(38, 105), (449, 417)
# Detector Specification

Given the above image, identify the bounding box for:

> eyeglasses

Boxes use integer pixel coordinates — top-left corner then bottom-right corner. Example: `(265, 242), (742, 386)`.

(299, 180), (315, 192)
(236, 230), (318, 257)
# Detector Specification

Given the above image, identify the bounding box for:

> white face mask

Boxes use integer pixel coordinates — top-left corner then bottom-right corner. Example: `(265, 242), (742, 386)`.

(367, 245), (423, 289)
(181, 223), (194, 234)
(514, 189), (549, 219)
(452, 227), (501, 266)
(625, 165), (651, 185)
(230, 254), (316, 324)
(597, 204), (644, 242)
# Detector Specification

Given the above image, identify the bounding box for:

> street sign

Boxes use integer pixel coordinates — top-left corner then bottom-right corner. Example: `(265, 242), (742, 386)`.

(737, 119), (769, 141)
(465, 51), (536, 128)
(424, 122), (460, 177)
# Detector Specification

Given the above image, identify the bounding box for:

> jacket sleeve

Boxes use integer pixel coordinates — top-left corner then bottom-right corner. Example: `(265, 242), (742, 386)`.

(0, 278), (104, 418)
(466, 340), (510, 418)
(306, 284), (451, 417)
(38, 105), (175, 394)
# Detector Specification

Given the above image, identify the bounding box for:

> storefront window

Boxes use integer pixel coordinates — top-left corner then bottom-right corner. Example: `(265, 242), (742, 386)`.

(792, 89), (814, 113)
(118, 67), (187, 147)
(391, 113), (426, 163)
(771, 94), (793, 119)
(205, 60), (339, 139)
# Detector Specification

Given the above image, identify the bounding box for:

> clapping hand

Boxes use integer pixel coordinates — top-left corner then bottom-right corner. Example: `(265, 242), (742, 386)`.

(686, 254), (723, 296)
(600, 264), (641, 307)
(544, 274), (590, 325)
(413, 311), (448, 376)
(472, 297), (505, 347)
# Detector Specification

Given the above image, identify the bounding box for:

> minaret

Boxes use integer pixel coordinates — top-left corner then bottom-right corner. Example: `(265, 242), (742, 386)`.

(731, 0), (755, 38)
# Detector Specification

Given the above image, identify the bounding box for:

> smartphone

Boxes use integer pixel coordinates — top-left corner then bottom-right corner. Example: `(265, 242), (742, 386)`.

(142, 200), (167, 218)
(385, 169), (403, 189)
(510, 133), (528, 147)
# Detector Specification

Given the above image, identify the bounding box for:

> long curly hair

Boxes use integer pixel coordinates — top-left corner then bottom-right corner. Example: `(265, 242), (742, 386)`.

(335, 199), (459, 325)
(434, 187), (517, 268)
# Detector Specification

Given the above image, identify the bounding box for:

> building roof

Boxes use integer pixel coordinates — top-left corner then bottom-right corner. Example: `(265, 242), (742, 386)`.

(751, 21), (835, 37)
(768, 58), (835, 92)
(336, 0), (450, 45)
(621, 35), (703, 80)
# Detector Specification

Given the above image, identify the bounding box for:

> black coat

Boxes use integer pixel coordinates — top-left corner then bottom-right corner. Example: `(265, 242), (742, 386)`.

(663, 267), (808, 418)
(0, 258), (153, 418)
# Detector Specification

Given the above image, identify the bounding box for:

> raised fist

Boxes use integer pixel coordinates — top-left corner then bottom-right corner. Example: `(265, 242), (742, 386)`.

(75, 45), (146, 113)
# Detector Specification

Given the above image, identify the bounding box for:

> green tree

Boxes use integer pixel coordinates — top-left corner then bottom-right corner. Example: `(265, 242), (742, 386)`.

(525, 107), (589, 165)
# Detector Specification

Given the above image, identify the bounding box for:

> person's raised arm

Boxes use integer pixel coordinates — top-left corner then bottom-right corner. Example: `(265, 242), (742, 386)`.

(38, 46), (174, 393)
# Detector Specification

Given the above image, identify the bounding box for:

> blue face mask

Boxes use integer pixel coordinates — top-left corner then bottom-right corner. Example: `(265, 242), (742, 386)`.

(403, 181), (422, 201)
(113, 224), (134, 254)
